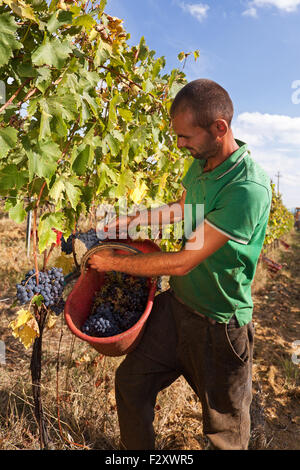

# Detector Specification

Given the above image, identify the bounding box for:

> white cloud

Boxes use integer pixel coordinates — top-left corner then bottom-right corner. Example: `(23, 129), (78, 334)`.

(179, 2), (210, 22)
(233, 112), (300, 147)
(232, 112), (300, 208)
(254, 0), (300, 12)
(243, 0), (300, 15)
(242, 7), (258, 17)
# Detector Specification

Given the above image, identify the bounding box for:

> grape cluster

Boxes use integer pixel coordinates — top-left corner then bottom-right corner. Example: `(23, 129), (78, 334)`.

(16, 267), (65, 315)
(61, 229), (100, 255)
(61, 235), (73, 255)
(81, 271), (149, 338)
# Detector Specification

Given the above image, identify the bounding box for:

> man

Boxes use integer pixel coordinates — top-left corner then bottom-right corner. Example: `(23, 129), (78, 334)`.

(88, 79), (272, 450)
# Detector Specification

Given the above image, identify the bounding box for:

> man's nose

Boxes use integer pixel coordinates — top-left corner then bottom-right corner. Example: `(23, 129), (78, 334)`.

(177, 137), (186, 149)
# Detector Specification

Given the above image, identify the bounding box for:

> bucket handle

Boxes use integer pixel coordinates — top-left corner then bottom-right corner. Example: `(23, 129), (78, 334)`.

(80, 242), (142, 273)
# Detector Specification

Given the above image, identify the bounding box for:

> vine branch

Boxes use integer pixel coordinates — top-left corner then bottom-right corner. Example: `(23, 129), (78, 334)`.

(0, 78), (31, 114)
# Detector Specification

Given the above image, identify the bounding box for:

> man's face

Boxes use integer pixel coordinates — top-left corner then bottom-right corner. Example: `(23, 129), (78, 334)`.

(171, 109), (221, 160)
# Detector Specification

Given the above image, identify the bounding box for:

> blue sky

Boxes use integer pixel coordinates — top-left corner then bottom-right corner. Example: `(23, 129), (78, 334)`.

(105, 0), (300, 209)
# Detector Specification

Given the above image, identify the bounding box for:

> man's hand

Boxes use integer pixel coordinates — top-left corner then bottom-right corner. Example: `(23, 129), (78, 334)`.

(88, 248), (116, 272)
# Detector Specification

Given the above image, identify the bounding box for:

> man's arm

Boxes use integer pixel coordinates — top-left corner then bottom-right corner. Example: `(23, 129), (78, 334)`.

(103, 190), (186, 238)
(129, 189), (187, 227)
(88, 218), (229, 277)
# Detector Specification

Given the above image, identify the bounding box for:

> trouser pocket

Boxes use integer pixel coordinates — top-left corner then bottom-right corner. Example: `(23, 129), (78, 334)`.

(224, 315), (251, 365)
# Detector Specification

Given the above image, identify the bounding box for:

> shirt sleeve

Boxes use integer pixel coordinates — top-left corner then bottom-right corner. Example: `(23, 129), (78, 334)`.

(205, 181), (271, 244)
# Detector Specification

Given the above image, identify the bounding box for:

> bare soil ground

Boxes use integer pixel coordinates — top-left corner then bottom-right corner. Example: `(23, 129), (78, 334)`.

(0, 214), (299, 451)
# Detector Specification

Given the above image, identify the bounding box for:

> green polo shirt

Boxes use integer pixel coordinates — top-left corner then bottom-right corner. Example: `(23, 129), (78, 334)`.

(169, 140), (272, 326)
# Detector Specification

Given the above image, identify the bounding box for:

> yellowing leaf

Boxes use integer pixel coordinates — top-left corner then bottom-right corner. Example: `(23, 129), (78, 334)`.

(46, 314), (57, 330)
(3, 0), (39, 23)
(9, 309), (39, 349)
(54, 253), (74, 274)
(158, 173), (168, 194)
(130, 180), (148, 204)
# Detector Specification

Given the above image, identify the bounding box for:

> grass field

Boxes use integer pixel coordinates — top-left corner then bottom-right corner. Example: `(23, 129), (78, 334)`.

(0, 213), (299, 450)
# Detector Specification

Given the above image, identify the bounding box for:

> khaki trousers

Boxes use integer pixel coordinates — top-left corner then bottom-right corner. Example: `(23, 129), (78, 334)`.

(115, 289), (254, 450)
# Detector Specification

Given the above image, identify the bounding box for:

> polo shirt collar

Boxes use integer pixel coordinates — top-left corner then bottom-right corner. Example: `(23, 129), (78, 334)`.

(198, 139), (249, 180)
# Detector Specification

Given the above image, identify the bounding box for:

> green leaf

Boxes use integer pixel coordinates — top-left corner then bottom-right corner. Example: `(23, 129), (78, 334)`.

(72, 145), (93, 176)
(49, 176), (65, 203)
(0, 164), (28, 190)
(80, 99), (91, 125)
(38, 212), (64, 253)
(38, 98), (52, 140)
(0, 13), (23, 67)
(73, 14), (96, 31)
(64, 180), (81, 210)
(45, 94), (78, 122)
(31, 294), (43, 307)
(27, 140), (60, 181)
(32, 36), (73, 70)
(107, 93), (123, 129)
(35, 67), (52, 93)
(116, 169), (135, 197)
(118, 108), (133, 122)
(99, 0), (107, 13)
(8, 201), (26, 223)
(104, 133), (120, 156)
(142, 78), (154, 94)
(0, 126), (18, 158)
(94, 39), (112, 66)
(17, 62), (37, 78)
(47, 9), (73, 33)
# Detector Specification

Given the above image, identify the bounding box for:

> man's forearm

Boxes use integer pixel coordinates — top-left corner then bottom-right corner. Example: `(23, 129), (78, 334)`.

(100, 250), (186, 277)
(128, 201), (183, 228)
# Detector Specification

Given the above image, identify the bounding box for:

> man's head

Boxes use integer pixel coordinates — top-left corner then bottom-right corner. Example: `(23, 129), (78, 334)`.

(170, 79), (235, 161)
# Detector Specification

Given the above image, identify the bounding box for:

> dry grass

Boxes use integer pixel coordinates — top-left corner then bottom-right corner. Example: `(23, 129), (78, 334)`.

(0, 213), (299, 450)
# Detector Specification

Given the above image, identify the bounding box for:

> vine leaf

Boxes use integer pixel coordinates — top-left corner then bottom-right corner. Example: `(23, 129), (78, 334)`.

(8, 201), (26, 223)
(0, 12), (22, 67)
(0, 164), (28, 190)
(9, 308), (40, 349)
(32, 36), (73, 69)
(27, 140), (61, 181)
(0, 127), (18, 158)
(38, 212), (64, 253)
(64, 180), (82, 210)
(3, 0), (39, 23)
(130, 180), (148, 205)
(47, 9), (73, 34)
(54, 253), (74, 274)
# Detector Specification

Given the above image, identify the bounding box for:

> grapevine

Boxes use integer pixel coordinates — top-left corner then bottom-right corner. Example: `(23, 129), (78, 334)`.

(264, 183), (294, 249)
(0, 0), (196, 448)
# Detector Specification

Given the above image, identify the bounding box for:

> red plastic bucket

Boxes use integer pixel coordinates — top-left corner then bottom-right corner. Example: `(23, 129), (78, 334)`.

(64, 238), (161, 356)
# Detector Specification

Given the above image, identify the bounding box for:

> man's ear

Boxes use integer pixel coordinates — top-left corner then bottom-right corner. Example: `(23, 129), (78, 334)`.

(209, 119), (229, 139)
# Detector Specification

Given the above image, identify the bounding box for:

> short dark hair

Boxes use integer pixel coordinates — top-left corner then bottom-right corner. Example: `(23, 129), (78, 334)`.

(170, 79), (234, 128)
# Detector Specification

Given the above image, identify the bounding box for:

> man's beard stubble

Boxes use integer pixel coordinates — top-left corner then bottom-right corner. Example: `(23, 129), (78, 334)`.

(191, 138), (222, 161)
